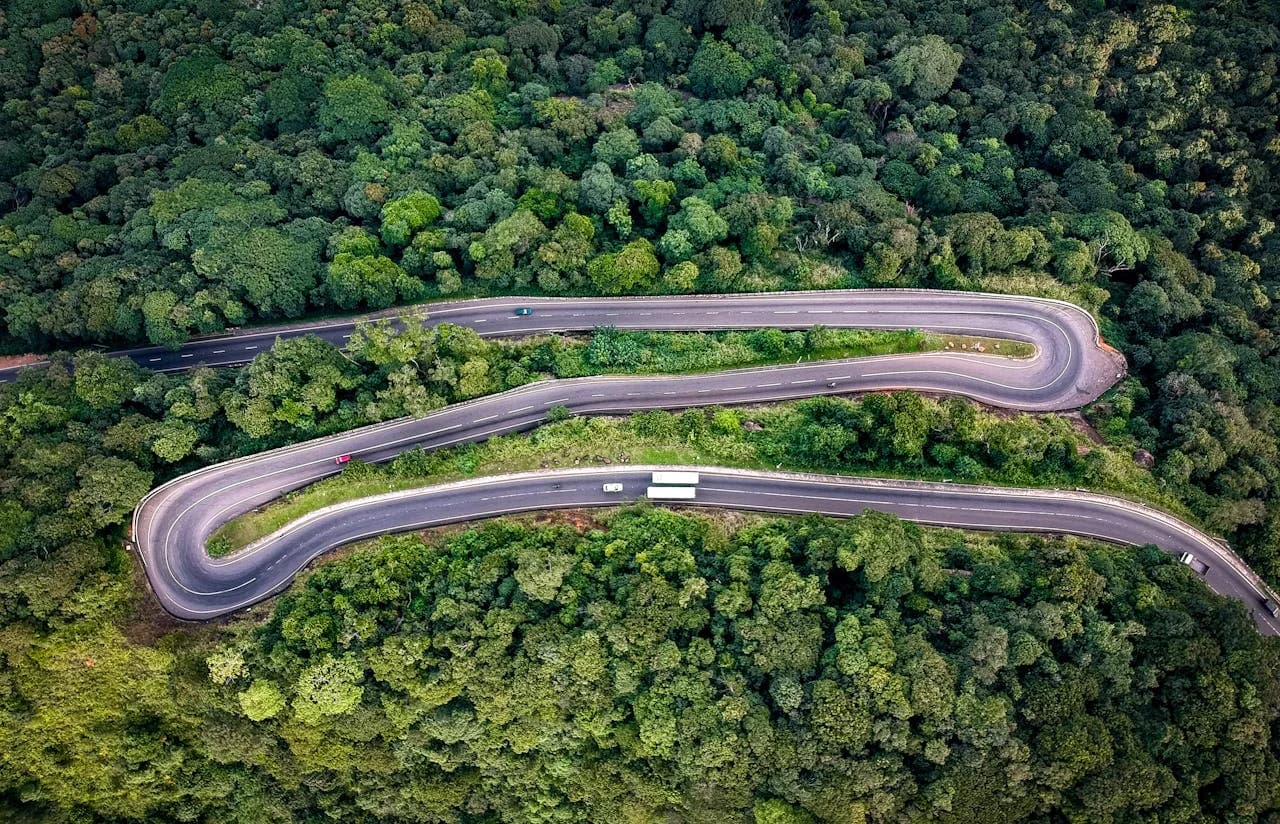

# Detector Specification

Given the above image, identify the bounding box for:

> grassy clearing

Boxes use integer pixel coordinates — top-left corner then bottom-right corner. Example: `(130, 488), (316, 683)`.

(540, 327), (1033, 379)
(207, 330), (1032, 555)
(209, 418), (754, 554)
(210, 394), (1177, 556)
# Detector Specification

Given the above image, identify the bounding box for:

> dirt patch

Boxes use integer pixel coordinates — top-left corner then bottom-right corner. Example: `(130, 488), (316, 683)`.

(120, 550), (214, 644)
(0, 353), (45, 370)
(528, 508), (607, 532)
(1061, 410), (1105, 445)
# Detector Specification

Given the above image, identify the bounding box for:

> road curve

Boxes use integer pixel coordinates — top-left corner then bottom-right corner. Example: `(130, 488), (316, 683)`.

(136, 465), (1280, 634)
(2, 290), (1124, 407)
(130, 289), (1151, 617)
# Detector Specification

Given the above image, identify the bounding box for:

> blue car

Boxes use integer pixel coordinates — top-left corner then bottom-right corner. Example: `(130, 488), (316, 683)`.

(514, 307), (533, 316)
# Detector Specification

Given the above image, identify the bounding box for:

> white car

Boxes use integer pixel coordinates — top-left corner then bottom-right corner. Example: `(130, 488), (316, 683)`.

(602, 483), (624, 493)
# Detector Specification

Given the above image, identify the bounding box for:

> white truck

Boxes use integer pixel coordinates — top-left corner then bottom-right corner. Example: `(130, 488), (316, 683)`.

(1179, 552), (1209, 575)
(647, 486), (697, 500)
(651, 471), (700, 486)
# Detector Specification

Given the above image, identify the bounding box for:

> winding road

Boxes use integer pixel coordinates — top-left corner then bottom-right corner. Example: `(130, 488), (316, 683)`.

(143, 465), (1280, 633)
(5, 290), (1122, 408)
(115, 289), (1273, 632)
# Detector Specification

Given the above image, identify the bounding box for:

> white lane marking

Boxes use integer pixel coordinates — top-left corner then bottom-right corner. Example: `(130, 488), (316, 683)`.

(758, 382), (782, 388)
(116, 288), (1086, 359)
(542, 398), (570, 406)
(136, 292), (1111, 608)
(212, 349), (225, 354)
(149, 357), (161, 362)
(186, 466), (1274, 631)
(244, 345), (258, 350)
(791, 379), (815, 385)
(181, 354), (193, 358)
(202, 425), (589, 569)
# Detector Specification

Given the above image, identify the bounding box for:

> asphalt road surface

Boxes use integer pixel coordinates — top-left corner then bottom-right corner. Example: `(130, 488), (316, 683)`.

(2, 290), (1125, 409)
(136, 465), (1280, 634)
(122, 289), (1277, 631)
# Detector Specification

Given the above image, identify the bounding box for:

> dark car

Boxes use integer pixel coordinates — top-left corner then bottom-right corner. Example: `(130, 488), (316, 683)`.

(514, 307), (533, 316)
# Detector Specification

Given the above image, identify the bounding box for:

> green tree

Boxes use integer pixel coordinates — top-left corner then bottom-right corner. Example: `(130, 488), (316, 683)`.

(68, 456), (152, 530)
(328, 253), (402, 309)
(668, 196), (728, 248)
(589, 238), (660, 294)
(193, 223), (325, 318)
(321, 74), (391, 141)
(381, 191), (441, 247)
(292, 656), (365, 725)
(238, 679), (286, 721)
(689, 37), (753, 98)
(889, 34), (963, 101)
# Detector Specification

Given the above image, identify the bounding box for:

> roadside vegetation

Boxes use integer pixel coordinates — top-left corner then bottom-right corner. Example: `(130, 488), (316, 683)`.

(3, 0), (1280, 818)
(2, 0), (1278, 593)
(0, 319), (1025, 562)
(20, 508), (1279, 822)
(209, 393), (1172, 555)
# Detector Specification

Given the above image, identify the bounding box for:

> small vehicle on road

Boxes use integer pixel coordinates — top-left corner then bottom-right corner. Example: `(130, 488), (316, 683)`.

(335, 454), (351, 465)
(1178, 552), (1209, 575)
(826, 381), (838, 388)
(1263, 598), (1280, 619)
(514, 307), (533, 316)
(602, 482), (624, 493)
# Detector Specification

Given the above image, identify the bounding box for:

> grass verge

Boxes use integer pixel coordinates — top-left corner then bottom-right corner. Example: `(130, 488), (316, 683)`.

(209, 393), (1177, 557)
(543, 328), (1034, 377)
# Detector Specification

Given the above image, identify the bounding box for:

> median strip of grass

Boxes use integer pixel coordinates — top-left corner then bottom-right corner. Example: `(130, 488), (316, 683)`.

(207, 331), (1033, 556)
(208, 390), (1173, 557)
(543, 328), (1034, 377)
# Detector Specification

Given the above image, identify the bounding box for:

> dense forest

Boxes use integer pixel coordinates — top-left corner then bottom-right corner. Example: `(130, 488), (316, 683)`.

(3, 0), (1280, 820)
(2, 0), (1280, 572)
(6, 509), (1280, 821)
